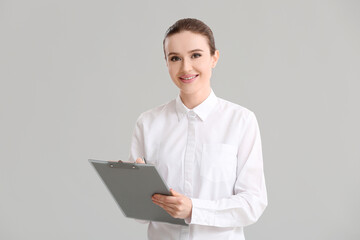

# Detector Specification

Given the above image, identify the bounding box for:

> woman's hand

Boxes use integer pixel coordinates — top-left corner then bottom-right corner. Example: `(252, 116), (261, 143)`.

(152, 189), (192, 220)
(135, 157), (145, 164)
(135, 157), (192, 219)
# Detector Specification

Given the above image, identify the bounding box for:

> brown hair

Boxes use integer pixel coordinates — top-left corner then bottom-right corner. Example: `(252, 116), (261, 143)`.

(163, 18), (217, 58)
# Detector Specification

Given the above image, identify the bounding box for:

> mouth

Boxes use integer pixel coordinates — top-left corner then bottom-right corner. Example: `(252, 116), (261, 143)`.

(179, 74), (199, 83)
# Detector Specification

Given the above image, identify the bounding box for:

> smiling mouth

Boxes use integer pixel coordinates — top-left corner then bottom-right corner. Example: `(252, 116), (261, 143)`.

(179, 74), (199, 83)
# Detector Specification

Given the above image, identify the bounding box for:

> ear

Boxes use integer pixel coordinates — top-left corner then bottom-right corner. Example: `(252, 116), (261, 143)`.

(211, 50), (220, 68)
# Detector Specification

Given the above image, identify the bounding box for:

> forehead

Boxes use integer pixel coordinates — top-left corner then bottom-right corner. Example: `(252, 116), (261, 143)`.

(164, 31), (209, 54)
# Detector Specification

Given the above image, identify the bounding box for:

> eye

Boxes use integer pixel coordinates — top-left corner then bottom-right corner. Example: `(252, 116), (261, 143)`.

(191, 53), (202, 59)
(170, 56), (181, 62)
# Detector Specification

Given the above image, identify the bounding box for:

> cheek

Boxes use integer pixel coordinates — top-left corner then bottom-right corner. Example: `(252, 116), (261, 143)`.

(168, 64), (179, 77)
(197, 62), (212, 75)
(168, 67), (175, 77)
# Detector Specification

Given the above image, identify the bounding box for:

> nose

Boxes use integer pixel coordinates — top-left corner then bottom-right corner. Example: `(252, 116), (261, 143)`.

(181, 58), (192, 72)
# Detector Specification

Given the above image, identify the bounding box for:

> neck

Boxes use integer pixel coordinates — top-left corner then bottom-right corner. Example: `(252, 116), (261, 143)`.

(180, 87), (211, 109)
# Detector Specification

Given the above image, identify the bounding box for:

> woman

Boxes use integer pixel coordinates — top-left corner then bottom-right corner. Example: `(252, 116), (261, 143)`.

(129, 18), (267, 240)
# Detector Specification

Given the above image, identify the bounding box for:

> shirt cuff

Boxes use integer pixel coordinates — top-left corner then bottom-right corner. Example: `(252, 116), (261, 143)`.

(185, 198), (215, 226)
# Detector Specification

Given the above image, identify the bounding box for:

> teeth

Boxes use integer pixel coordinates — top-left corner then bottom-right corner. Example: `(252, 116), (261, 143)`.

(182, 75), (197, 80)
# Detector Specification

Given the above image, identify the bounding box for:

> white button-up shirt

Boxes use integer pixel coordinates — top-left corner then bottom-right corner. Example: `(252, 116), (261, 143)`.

(129, 90), (267, 240)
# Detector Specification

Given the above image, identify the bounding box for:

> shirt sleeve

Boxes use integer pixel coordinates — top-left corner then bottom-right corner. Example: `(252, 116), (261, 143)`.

(128, 114), (145, 163)
(187, 112), (268, 227)
(128, 114), (150, 225)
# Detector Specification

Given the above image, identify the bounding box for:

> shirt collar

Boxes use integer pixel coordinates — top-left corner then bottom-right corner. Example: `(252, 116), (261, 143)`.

(175, 89), (218, 122)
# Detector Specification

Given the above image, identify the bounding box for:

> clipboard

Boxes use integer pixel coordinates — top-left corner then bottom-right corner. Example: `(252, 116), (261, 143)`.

(89, 159), (187, 226)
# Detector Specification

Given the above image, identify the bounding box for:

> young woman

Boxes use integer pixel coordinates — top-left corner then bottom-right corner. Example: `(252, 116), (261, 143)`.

(129, 18), (267, 240)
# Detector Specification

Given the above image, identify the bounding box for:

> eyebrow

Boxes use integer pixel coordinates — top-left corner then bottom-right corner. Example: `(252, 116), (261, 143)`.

(167, 49), (204, 57)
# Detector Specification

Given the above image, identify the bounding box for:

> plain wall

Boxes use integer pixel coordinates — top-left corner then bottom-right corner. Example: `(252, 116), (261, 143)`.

(1, 0), (359, 239)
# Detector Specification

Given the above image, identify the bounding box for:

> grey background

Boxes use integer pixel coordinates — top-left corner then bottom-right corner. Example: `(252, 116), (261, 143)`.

(1, 0), (359, 239)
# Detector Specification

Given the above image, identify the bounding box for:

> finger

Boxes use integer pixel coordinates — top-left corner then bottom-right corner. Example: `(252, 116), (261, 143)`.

(170, 188), (181, 197)
(152, 198), (179, 208)
(152, 194), (178, 204)
(153, 201), (185, 219)
(153, 199), (176, 208)
(135, 158), (145, 164)
(153, 200), (177, 214)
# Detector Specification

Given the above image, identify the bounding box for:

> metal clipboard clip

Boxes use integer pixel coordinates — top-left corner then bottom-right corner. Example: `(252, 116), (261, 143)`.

(108, 160), (139, 169)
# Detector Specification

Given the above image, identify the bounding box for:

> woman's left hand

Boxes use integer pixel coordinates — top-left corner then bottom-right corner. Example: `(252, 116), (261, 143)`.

(152, 188), (192, 219)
